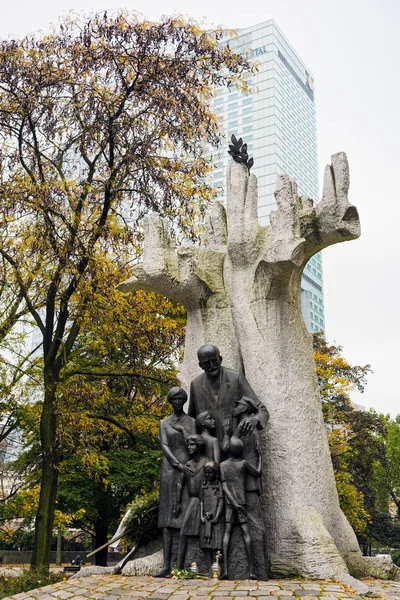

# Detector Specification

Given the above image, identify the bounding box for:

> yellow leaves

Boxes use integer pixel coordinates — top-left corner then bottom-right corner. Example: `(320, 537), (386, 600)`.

(335, 470), (371, 534)
(54, 507), (86, 529)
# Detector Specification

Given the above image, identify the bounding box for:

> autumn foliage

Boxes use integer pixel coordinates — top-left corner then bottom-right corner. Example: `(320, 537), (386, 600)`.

(0, 11), (252, 570)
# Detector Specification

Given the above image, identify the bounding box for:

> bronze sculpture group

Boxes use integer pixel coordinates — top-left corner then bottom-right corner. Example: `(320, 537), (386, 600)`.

(157, 344), (269, 579)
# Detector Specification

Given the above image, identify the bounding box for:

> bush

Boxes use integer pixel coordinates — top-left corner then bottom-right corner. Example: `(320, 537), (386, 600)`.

(0, 570), (64, 597)
(391, 549), (400, 567)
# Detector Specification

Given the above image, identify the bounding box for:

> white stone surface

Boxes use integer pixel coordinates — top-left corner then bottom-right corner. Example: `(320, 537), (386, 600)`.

(363, 556), (400, 581)
(70, 565), (115, 578)
(119, 155), (364, 578)
(121, 549), (163, 576)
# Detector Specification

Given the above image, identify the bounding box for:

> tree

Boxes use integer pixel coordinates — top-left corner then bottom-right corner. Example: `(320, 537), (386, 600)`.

(54, 281), (185, 565)
(0, 12), (252, 570)
(313, 333), (385, 537)
(374, 416), (400, 517)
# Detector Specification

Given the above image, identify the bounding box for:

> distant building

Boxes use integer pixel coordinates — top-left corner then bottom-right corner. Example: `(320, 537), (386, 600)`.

(213, 20), (325, 333)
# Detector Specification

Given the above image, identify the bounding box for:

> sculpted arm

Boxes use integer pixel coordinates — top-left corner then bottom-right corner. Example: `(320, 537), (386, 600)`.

(222, 480), (240, 510)
(238, 373), (269, 429)
(188, 382), (197, 419)
(160, 422), (183, 471)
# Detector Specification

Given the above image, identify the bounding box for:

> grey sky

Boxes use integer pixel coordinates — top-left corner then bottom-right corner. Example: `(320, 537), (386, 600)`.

(1, 0), (398, 416)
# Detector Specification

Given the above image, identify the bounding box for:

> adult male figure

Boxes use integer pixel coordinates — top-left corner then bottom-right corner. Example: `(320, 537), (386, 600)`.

(188, 345), (269, 454)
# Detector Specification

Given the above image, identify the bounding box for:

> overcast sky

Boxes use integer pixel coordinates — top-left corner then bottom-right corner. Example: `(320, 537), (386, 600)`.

(0, 0), (399, 417)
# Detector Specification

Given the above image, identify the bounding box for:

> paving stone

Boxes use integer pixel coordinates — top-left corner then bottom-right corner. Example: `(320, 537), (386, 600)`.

(302, 586), (322, 590)
(7, 575), (400, 600)
(216, 586), (237, 590)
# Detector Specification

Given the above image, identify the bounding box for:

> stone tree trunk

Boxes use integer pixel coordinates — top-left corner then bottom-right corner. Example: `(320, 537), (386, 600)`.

(120, 153), (366, 579)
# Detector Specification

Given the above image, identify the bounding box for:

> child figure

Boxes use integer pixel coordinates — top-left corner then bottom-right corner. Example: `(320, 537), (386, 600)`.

(200, 461), (223, 550)
(220, 436), (261, 580)
(195, 411), (220, 463)
(175, 435), (209, 569)
(233, 395), (263, 495)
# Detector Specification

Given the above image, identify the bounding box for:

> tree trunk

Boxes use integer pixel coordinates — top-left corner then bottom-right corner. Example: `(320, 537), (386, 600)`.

(120, 155), (367, 578)
(56, 529), (62, 566)
(94, 519), (109, 567)
(30, 380), (59, 572)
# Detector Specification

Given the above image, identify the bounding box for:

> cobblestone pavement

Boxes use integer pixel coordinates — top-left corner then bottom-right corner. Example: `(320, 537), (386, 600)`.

(3, 575), (400, 600)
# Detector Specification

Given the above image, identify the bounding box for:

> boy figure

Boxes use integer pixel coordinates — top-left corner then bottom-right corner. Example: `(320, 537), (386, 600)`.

(220, 436), (261, 579)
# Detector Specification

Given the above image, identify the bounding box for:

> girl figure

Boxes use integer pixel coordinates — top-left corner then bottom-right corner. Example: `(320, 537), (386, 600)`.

(176, 435), (208, 569)
(200, 461), (223, 551)
(195, 411), (220, 464)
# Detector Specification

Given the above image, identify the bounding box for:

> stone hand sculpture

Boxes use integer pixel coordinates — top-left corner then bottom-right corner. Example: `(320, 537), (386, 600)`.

(120, 151), (366, 579)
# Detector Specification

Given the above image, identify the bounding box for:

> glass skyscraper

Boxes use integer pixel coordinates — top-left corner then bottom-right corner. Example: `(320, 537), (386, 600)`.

(213, 20), (325, 333)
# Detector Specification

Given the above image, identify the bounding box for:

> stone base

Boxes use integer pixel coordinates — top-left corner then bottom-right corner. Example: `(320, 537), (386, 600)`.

(181, 493), (268, 580)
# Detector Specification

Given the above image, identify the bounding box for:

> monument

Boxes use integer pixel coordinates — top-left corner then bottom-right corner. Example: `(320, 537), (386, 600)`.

(120, 139), (366, 579)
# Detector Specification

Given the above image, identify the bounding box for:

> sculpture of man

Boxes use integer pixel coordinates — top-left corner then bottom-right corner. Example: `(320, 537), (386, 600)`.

(188, 344), (269, 452)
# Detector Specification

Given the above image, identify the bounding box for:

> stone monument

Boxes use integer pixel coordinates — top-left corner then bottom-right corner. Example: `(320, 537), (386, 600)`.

(120, 143), (366, 579)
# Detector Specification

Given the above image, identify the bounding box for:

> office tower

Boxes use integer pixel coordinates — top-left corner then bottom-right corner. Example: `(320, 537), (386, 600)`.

(213, 21), (325, 333)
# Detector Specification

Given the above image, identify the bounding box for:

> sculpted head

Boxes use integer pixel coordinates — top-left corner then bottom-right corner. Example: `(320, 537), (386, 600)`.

(197, 344), (222, 379)
(196, 411), (216, 431)
(229, 436), (244, 458)
(187, 434), (206, 457)
(167, 386), (187, 412)
(233, 395), (257, 418)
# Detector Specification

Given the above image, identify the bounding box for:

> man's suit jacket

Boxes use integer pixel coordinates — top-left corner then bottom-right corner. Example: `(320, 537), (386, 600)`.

(188, 366), (269, 446)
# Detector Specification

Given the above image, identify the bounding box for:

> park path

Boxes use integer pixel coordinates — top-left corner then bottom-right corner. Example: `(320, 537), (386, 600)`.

(2, 575), (400, 600)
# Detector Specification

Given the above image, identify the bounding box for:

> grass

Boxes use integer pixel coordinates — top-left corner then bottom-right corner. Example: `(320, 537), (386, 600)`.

(0, 569), (65, 598)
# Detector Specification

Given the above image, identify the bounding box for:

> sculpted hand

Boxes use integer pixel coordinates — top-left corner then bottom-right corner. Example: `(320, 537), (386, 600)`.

(183, 464), (195, 477)
(239, 415), (258, 436)
(223, 417), (231, 435)
(222, 435), (230, 453)
(237, 506), (246, 520)
(172, 423), (185, 433)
